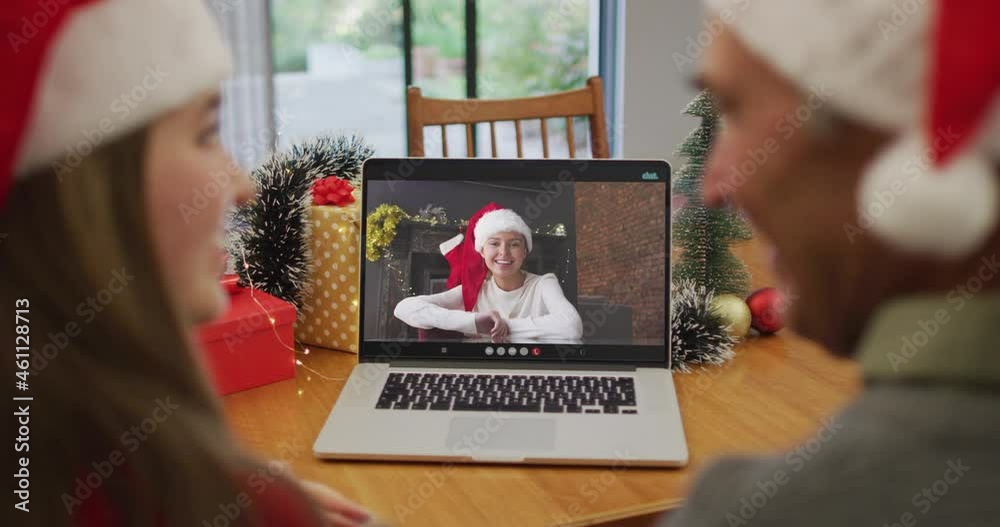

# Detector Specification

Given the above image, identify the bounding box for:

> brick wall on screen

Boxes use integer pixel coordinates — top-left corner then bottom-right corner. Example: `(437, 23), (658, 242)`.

(576, 183), (666, 340)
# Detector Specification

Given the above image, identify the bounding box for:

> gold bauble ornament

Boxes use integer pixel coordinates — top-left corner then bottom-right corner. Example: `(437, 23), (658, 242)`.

(710, 293), (752, 338)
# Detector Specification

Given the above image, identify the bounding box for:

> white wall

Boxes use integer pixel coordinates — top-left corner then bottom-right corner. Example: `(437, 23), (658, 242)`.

(622, 1), (704, 165)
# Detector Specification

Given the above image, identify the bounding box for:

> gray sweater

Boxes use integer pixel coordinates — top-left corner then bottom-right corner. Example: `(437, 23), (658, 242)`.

(663, 382), (998, 526)
(662, 290), (1000, 527)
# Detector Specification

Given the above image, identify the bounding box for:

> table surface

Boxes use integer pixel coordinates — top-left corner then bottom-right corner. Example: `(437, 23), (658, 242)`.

(223, 331), (858, 527)
(222, 241), (861, 527)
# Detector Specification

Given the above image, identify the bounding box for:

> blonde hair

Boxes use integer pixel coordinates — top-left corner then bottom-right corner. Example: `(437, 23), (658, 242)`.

(0, 128), (319, 525)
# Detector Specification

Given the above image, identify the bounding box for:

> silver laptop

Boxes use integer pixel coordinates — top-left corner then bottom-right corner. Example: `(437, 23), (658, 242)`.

(314, 158), (687, 467)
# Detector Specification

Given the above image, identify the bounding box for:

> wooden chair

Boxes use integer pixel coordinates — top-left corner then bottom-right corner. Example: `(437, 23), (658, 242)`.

(406, 76), (609, 159)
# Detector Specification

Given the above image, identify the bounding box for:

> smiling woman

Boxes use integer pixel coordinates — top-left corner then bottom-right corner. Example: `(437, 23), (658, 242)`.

(394, 204), (583, 343)
(0, 1), (369, 526)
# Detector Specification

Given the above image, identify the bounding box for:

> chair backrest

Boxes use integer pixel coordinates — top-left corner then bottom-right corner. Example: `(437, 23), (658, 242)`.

(406, 76), (609, 159)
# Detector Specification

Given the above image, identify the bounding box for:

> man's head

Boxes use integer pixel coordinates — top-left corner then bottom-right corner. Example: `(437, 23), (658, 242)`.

(697, 13), (1000, 355)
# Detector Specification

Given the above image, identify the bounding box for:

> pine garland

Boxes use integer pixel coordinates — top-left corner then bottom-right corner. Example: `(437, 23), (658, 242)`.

(288, 134), (373, 193)
(672, 91), (753, 297)
(229, 134), (375, 308)
(670, 280), (738, 372)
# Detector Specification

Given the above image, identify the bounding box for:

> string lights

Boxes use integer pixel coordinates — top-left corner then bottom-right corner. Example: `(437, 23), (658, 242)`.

(238, 244), (345, 383)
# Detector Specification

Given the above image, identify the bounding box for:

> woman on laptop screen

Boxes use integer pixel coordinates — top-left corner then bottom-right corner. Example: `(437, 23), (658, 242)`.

(394, 204), (583, 343)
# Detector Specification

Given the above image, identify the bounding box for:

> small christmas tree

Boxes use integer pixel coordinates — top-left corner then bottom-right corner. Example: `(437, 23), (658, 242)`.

(672, 91), (752, 297)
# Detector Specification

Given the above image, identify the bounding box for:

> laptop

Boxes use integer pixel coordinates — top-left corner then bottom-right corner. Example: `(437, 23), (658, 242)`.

(313, 158), (687, 467)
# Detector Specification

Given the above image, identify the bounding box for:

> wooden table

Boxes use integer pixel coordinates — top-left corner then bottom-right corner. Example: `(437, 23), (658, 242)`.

(223, 239), (859, 526)
(222, 331), (858, 527)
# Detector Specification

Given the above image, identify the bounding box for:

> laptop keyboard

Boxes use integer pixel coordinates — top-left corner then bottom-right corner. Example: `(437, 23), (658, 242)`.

(375, 372), (638, 414)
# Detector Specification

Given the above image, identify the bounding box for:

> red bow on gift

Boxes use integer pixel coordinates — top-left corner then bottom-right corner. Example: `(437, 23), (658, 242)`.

(312, 176), (356, 207)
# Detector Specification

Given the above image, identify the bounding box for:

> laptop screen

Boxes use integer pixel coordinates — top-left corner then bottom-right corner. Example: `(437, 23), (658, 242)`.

(360, 159), (669, 366)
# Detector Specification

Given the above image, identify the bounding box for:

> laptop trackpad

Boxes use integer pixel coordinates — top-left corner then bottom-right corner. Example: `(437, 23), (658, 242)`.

(445, 417), (555, 451)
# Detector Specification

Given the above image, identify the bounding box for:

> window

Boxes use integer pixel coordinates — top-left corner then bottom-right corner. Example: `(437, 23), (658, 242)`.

(270, 0), (618, 158)
(271, 0), (406, 154)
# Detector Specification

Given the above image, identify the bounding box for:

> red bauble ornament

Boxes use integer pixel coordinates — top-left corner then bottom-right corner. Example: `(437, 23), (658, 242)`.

(312, 176), (356, 206)
(746, 287), (786, 335)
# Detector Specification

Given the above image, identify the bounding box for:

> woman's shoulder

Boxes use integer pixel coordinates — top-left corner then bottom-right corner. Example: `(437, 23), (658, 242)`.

(524, 272), (560, 285)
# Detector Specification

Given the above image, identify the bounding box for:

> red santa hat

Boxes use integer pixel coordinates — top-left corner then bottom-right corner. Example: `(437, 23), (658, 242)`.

(704, 0), (1000, 257)
(439, 204), (533, 311)
(1, 0), (232, 208)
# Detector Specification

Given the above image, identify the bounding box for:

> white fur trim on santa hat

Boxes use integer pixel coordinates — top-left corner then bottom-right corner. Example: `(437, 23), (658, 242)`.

(858, 132), (999, 256)
(473, 209), (533, 253)
(703, 0), (929, 131)
(15, 0), (232, 176)
(439, 233), (464, 255)
(704, 0), (1000, 257)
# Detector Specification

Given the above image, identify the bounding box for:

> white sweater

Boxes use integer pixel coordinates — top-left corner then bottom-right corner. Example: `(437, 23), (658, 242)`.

(393, 272), (584, 342)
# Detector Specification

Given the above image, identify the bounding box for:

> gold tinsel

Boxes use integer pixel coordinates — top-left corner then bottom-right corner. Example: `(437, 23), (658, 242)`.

(366, 204), (408, 262)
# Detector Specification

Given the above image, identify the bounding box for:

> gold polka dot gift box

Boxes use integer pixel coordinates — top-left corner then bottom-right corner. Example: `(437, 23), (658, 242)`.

(296, 203), (362, 353)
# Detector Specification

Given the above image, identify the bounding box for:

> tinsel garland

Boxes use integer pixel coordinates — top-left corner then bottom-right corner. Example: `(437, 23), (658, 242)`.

(670, 279), (738, 372)
(365, 204), (409, 262)
(230, 134), (374, 308)
(288, 134), (373, 198)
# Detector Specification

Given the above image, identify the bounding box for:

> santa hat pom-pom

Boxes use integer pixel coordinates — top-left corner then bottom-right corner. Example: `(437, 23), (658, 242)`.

(858, 133), (999, 257)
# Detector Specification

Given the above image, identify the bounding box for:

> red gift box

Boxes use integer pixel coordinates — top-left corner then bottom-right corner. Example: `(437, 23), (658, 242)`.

(196, 286), (297, 395)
